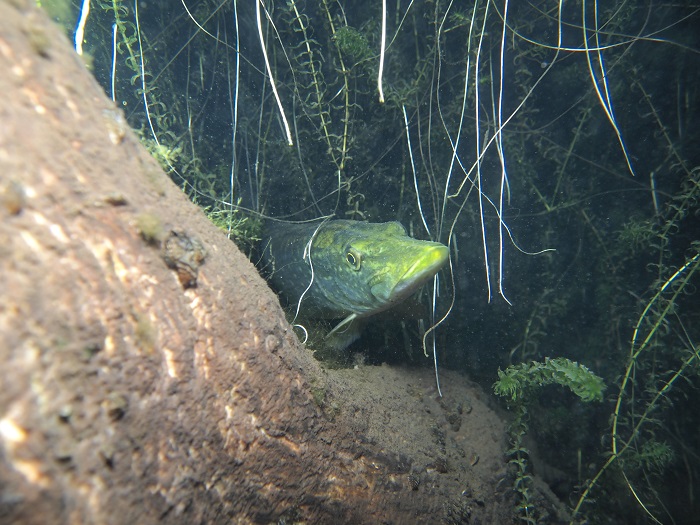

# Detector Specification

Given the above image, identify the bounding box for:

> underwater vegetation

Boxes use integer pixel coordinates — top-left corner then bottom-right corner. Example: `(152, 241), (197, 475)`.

(50, 0), (700, 522)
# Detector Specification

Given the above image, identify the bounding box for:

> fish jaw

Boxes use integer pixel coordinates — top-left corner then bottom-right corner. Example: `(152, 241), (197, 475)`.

(370, 243), (449, 309)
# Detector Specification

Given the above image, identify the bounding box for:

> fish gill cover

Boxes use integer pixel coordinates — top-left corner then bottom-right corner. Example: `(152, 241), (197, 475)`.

(50, 0), (700, 523)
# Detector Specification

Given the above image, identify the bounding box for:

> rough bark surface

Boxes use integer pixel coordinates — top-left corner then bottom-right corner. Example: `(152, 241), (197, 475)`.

(0, 2), (517, 523)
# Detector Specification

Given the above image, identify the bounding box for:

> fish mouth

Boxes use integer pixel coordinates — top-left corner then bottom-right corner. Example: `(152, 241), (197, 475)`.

(388, 244), (449, 301)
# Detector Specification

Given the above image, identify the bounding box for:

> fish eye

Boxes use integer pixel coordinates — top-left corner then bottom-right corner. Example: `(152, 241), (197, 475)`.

(346, 251), (361, 270)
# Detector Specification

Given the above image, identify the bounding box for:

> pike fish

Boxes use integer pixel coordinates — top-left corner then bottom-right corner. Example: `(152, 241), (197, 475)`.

(261, 220), (449, 335)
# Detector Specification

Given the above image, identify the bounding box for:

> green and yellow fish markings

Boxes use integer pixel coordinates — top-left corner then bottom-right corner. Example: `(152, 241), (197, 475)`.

(261, 220), (449, 336)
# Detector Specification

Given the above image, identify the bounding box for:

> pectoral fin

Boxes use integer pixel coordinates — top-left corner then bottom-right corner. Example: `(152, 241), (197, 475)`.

(326, 313), (358, 338)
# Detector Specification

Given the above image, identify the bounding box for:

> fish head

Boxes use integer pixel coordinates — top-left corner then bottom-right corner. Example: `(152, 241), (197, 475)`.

(311, 221), (449, 318)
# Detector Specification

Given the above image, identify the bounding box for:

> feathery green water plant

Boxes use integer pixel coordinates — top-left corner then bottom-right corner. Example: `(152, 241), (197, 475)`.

(495, 358), (605, 404)
(494, 358), (605, 523)
(205, 201), (261, 254)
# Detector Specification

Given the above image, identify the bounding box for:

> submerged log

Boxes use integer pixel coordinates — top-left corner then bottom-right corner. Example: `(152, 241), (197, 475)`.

(0, 2), (516, 523)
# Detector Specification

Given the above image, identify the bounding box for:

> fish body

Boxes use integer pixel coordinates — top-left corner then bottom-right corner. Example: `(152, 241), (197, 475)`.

(260, 220), (449, 330)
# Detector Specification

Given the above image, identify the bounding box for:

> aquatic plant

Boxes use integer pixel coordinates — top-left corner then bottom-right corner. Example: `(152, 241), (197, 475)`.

(494, 358), (605, 523)
(494, 358), (605, 404)
(571, 247), (700, 523)
(203, 200), (261, 254)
